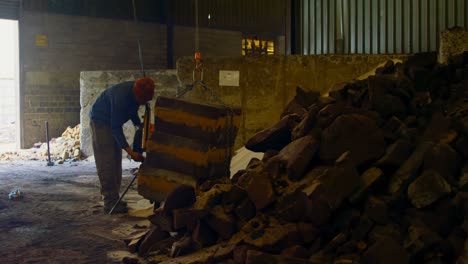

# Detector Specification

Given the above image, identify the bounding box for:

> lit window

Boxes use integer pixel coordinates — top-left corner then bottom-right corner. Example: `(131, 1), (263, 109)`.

(242, 37), (275, 56)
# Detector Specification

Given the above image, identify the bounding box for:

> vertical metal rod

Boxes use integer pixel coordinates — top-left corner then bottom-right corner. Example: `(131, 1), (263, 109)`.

(45, 121), (52, 165)
(142, 104), (150, 150)
(108, 174), (137, 215)
(132, 0), (145, 77)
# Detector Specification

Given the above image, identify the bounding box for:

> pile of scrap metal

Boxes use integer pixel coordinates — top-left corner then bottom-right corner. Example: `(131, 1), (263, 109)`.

(124, 52), (468, 264)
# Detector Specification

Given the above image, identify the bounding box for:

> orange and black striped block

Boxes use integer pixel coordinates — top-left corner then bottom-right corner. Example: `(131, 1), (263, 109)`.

(138, 96), (242, 202)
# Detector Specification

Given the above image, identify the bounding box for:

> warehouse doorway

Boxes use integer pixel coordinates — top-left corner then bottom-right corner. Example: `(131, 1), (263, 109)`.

(0, 19), (19, 152)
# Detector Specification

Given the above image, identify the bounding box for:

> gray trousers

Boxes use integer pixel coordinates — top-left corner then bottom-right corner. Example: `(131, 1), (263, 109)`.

(90, 120), (122, 203)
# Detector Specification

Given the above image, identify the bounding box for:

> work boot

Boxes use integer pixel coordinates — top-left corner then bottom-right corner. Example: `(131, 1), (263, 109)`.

(104, 200), (128, 214)
(101, 195), (127, 206)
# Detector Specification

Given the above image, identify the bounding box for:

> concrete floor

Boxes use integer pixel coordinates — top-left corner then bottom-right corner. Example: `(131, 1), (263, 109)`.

(0, 159), (153, 263)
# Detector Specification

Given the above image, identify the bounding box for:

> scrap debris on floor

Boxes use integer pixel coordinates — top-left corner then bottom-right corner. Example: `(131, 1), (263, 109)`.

(0, 159), (152, 263)
(0, 132), (266, 263)
(121, 52), (468, 264)
(0, 124), (82, 163)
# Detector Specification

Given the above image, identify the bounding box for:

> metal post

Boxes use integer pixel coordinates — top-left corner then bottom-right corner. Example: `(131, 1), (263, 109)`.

(45, 121), (53, 166)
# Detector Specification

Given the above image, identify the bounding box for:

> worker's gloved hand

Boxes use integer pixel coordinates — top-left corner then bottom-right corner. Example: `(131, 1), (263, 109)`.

(129, 150), (145, 162)
(124, 147), (145, 162)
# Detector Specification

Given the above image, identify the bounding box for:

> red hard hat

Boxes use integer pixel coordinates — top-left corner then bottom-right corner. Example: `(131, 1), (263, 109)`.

(133, 77), (155, 102)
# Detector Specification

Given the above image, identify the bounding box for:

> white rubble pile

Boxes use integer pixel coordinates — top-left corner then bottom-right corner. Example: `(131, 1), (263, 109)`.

(0, 124), (82, 163)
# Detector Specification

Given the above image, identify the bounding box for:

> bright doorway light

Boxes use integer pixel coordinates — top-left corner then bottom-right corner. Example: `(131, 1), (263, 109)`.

(0, 19), (19, 153)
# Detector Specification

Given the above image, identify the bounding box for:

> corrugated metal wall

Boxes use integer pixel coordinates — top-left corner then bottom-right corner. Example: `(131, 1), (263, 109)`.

(0, 0), (19, 19)
(300, 0), (468, 54)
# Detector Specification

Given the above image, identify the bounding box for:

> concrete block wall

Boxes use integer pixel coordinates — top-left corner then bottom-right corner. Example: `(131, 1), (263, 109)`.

(177, 54), (408, 149)
(20, 11), (167, 148)
(439, 27), (468, 64)
(80, 70), (179, 157)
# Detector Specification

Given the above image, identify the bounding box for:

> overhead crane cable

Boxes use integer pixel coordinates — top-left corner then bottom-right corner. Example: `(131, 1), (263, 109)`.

(195, 0), (200, 52)
(132, 0), (146, 77)
(173, 0), (233, 178)
(193, 0), (203, 82)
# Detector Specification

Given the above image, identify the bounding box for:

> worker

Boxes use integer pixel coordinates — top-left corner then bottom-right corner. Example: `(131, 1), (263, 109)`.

(89, 77), (155, 213)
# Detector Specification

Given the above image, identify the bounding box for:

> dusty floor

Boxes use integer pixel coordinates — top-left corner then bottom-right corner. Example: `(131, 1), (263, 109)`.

(0, 159), (153, 264)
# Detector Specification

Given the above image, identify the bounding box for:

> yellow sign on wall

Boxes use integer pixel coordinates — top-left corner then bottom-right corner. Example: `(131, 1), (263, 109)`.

(35, 35), (48, 47)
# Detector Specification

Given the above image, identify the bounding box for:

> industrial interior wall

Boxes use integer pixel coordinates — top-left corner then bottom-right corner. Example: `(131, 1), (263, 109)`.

(173, 25), (242, 66)
(19, 10), (166, 148)
(169, 0), (286, 36)
(177, 54), (407, 149)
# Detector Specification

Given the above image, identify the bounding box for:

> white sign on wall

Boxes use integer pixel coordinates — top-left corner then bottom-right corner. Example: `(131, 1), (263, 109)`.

(219, 70), (240, 87)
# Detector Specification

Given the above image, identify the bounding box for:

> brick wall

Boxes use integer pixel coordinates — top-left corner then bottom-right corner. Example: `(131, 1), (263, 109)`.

(20, 11), (167, 148)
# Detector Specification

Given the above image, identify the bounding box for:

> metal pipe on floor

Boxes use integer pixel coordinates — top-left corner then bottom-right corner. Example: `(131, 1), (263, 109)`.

(108, 173), (137, 215)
